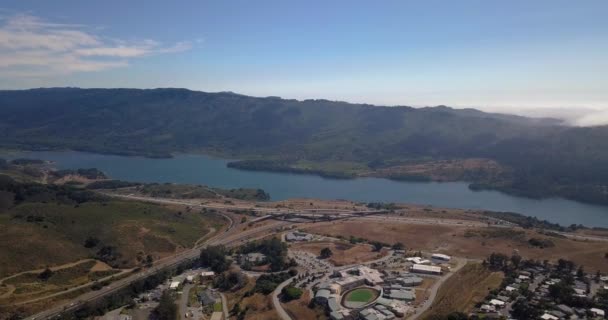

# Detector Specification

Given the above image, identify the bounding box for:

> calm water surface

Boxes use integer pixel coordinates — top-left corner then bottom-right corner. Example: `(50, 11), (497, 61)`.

(6, 151), (608, 227)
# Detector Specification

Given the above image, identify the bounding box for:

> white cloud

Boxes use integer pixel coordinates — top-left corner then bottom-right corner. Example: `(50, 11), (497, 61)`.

(572, 110), (608, 127)
(75, 46), (152, 57)
(0, 13), (193, 78)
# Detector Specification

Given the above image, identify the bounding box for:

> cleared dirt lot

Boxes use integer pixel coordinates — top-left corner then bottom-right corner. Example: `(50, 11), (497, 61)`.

(290, 241), (387, 266)
(305, 220), (608, 272)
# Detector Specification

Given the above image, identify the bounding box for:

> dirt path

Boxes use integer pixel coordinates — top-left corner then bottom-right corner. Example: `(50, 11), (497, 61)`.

(408, 257), (468, 320)
(0, 285), (15, 299)
(0, 259), (98, 285)
(220, 292), (229, 319)
(6, 268), (133, 306)
(194, 227), (217, 247)
(90, 261), (113, 272)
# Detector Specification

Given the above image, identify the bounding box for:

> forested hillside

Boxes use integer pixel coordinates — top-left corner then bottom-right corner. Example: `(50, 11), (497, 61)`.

(0, 88), (607, 204)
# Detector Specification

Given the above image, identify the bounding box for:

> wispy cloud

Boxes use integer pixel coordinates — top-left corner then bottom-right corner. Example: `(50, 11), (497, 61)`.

(572, 110), (608, 127)
(0, 13), (193, 78)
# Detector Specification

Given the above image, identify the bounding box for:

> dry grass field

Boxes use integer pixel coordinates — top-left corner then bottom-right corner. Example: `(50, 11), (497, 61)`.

(419, 263), (504, 319)
(306, 220), (608, 272)
(0, 283), (91, 319)
(0, 201), (225, 278)
(290, 241), (387, 266)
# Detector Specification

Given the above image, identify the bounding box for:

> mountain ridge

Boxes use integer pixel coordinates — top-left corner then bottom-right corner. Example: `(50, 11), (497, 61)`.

(0, 87), (606, 206)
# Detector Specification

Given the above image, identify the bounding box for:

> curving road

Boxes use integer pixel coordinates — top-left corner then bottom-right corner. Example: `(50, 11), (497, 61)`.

(272, 277), (297, 320)
(22, 193), (605, 320)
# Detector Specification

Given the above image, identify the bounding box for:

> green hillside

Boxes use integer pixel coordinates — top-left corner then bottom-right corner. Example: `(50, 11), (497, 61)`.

(0, 88), (607, 205)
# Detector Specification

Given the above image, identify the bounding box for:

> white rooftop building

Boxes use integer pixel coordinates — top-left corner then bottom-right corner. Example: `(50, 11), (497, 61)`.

(431, 253), (451, 261)
(480, 304), (496, 313)
(489, 299), (506, 308)
(201, 271), (215, 278)
(411, 264), (442, 275)
(540, 313), (558, 320)
(169, 281), (180, 290)
(590, 308), (605, 317)
(359, 266), (384, 285)
(286, 231), (314, 242)
(406, 257), (431, 265)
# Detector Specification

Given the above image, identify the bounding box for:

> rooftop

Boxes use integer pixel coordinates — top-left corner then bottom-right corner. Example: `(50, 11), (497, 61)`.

(411, 264), (442, 274)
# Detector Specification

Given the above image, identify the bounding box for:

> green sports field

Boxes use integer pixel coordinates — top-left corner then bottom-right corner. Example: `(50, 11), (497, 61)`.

(345, 288), (377, 303)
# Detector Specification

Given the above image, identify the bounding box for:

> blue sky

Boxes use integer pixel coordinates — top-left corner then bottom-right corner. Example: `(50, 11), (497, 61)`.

(0, 0), (607, 122)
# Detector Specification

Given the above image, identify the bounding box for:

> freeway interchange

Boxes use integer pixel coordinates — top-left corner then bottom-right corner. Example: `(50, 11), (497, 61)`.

(25, 194), (384, 320)
(24, 193), (608, 320)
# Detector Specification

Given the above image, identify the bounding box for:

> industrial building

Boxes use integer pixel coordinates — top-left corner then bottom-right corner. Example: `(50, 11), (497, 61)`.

(405, 257), (430, 265)
(431, 253), (451, 261)
(410, 264), (442, 275)
(285, 231), (314, 242)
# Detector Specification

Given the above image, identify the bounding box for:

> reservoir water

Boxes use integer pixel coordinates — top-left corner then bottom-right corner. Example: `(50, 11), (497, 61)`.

(6, 151), (608, 228)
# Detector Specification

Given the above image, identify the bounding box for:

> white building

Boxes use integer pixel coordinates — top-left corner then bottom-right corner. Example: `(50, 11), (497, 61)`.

(431, 253), (451, 261)
(489, 299), (506, 308)
(411, 264), (442, 275)
(242, 252), (267, 263)
(590, 308), (605, 317)
(480, 304), (496, 313)
(169, 281), (180, 290)
(406, 257), (431, 265)
(335, 276), (366, 291)
(285, 231), (313, 242)
(540, 313), (558, 320)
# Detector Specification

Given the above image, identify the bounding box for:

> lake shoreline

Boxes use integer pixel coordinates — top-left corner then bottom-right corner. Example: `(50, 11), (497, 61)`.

(5, 147), (606, 208)
(3, 149), (608, 227)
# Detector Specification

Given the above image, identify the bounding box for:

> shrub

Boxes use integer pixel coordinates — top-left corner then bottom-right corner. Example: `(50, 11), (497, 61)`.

(282, 286), (303, 301)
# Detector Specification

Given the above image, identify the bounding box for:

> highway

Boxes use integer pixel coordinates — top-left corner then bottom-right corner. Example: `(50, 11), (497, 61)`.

(107, 193), (385, 217)
(23, 193), (608, 319)
(26, 192), (382, 320)
(24, 197), (288, 320)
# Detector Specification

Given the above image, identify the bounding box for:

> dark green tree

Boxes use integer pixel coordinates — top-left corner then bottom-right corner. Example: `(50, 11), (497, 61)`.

(153, 291), (178, 320)
(392, 242), (405, 250)
(320, 247), (333, 259)
(511, 299), (541, 320)
(200, 245), (231, 273)
(38, 268), (53, 281)
(281, 286), (303, 301)
(446, 312), (469, 320)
